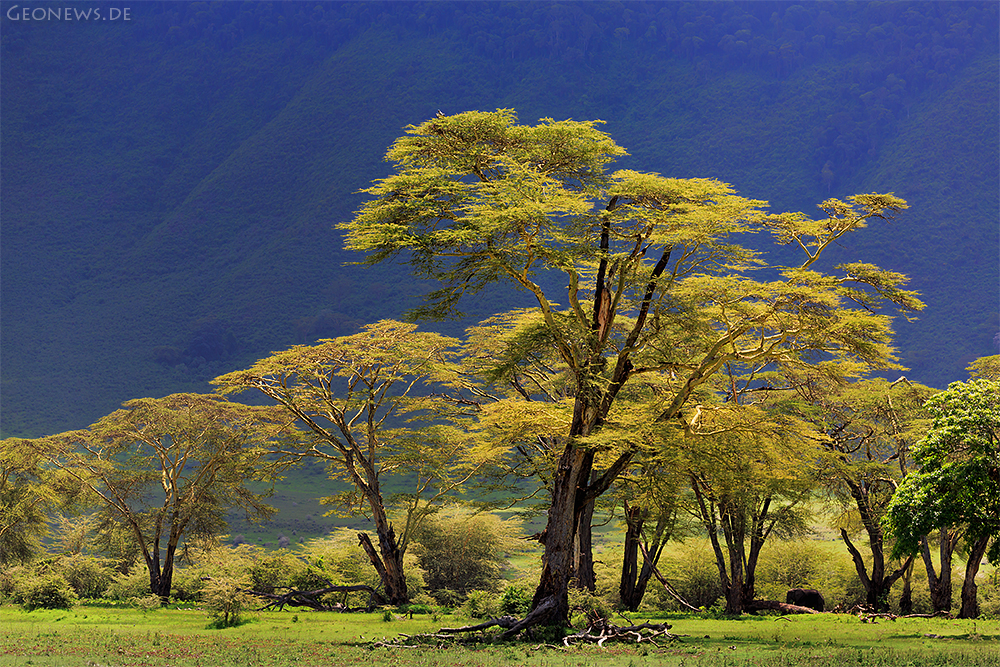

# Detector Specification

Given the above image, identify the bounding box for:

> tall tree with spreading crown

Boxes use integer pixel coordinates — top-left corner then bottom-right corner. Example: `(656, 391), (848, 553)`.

(341, 109), (922, 630)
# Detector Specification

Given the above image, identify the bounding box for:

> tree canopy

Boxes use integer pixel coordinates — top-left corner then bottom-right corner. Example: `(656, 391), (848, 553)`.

(883, 376), (999, 617)
(8, 394), (292, 600)
(214, 320), (479, 605)
(341, 109), (923, 629)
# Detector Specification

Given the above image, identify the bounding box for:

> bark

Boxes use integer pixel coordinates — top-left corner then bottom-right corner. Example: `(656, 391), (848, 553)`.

(958, 534), (990, 619)
(920, 527), (959, 613)
(573, 502), (596, 591)
(524, 237), (673, 630)
(719, 499), (747, 615)
(572, 455), (597, 591)
(529, 443), (591, 627)
(358, 530), (407, 605)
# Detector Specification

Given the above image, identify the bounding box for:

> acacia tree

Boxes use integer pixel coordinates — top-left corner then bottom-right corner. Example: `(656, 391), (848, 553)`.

(616, 453), (686, 612)
(884, 377), (1000, 618)
(214, 320), (475, 605)
(679, 400), (816, 614)
(11, 394), (292, 600)
(341, 109), (922, 630)
(0, 439), (61, 565)
(789, 376), (933, 611)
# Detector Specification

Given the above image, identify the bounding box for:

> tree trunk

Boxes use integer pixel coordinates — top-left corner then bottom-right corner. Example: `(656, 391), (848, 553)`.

(619, 503), (643, 610)
(840, 527), (913, 611)
(357, 467), (408, 604)
(572, 459), (597, 591)
(920, 528), (958, 613)
(899, 558), (913, 614)
(841, 481), (914, 612)
(958, 534), (990, 619)
(529, 443), (591, 627)
(720, 499), (747, 615)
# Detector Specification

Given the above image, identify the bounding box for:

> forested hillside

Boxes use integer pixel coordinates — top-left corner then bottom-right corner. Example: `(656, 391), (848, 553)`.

(2, 1), (997, 437)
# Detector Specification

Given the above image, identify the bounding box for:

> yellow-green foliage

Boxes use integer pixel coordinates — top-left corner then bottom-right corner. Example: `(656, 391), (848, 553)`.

(411, 508), (525, 598)
(203, 577), (255, 628)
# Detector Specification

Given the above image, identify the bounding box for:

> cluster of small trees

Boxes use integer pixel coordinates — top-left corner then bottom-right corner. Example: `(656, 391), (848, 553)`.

(2, 110), (997, 630)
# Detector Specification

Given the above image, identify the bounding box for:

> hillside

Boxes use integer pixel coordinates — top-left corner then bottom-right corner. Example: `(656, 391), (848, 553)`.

(2, 1), (998, 438)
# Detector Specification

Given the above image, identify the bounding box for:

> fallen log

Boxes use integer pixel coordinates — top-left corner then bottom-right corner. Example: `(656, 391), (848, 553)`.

(247, 584), (386, 612)
(746, 600), (823, 615)
(438, 616), (520, 633)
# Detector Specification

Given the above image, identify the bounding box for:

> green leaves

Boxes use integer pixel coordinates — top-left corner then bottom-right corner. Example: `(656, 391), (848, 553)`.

(883, 377), (1000, 560)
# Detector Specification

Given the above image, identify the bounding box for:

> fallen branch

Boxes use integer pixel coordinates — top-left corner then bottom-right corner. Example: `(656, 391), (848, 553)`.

(439, 616), (520, 633)
(746, 599), (823, 615)
(562, 612), (677, 647)
(640, 543), (701, 613)
(247, 584), (386, 612)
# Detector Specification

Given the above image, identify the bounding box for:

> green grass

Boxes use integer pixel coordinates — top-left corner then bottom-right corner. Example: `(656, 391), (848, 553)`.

(1, 604), (997, 667)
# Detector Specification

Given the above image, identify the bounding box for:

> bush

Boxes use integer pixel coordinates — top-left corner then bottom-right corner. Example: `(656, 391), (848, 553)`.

(301, 529), (427, 606)
(130, 594), (164, 611)
(15, 574), (78, 611)
(568, 587), (610, 626)
(56, 554), (114, 599)
(105, 568), (151, 601)
(411, 509), (524, 598)
(170, 568), (210, 602)
(464, 589), (499, 618)
(660, 542), (724, 610)
(978, 569), (1000, 618)
(0, 566), (26, 600)
(247, 550), (302, 594)
(499, 584), (531, 616)
(203, 577), (254, 628)
(428, 587), (464, 608)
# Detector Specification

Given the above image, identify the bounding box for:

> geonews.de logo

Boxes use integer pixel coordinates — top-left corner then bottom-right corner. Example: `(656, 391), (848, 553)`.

(5, 5), (131, 21)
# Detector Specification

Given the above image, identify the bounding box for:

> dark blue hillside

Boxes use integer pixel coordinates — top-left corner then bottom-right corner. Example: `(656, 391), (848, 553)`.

(2, 1), (997, 437)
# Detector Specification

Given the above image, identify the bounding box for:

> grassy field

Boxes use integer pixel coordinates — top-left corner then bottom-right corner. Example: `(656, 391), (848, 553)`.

(1, 604), (997, 667)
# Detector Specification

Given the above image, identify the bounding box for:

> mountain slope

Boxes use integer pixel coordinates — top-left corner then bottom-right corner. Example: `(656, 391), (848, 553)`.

(2, 3), (997, 437)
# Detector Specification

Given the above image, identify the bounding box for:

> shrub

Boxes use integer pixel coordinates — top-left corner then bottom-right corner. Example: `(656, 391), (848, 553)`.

(56, 554), (114, 599)
(15, 574), (77, 611)
(130, 594), (164, 611)
(203, 577), (254, 628)
(411, 509), (524, 598)
(568, 587), (610, 627)
(660, 542), (724, 610)
(105, 568), (151, 601)
(300, 529), (426, 606)
(170, 568), (209, 602)
(464, 589), (499, 618)
(0, 566), (26, 600)
(499, 584), (532, 616)
(247, 550), (302, 594)
(429, 587), (464, 608)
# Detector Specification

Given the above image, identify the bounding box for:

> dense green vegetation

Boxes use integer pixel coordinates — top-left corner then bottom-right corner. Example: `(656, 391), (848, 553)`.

(1, 1), (997, 437)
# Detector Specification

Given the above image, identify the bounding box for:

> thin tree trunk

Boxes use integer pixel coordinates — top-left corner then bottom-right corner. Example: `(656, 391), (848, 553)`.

(841, 527), (913, 612)
(899, 558), (913, 614)
(958, 535), (990, 619)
